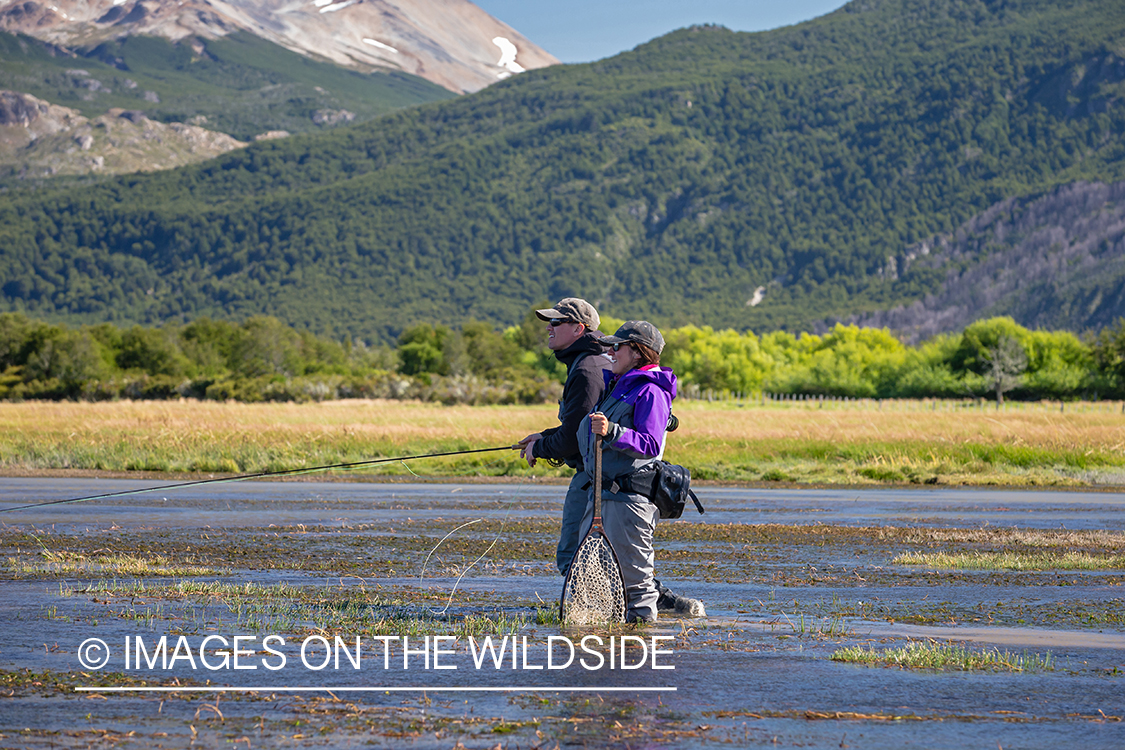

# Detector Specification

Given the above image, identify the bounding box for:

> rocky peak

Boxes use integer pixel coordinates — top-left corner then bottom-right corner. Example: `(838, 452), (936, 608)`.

(0, 0), (558, 93)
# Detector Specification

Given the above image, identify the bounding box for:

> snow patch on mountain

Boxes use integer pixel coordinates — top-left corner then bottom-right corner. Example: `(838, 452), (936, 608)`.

(363, 38), (398, 53)
(492, 36), (524, 79)
(318, 1), (356, 14)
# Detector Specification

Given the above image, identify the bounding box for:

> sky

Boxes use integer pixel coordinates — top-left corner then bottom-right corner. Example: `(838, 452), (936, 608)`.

(473, 0), (851, 63)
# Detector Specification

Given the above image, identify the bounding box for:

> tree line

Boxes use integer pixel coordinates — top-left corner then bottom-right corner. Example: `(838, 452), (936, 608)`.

(4, 311), (1125, 404)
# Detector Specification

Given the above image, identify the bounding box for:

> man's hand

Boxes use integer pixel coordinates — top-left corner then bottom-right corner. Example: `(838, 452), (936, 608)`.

(518, 432), (543, 468)
(516, 432), (542, 448)
(589, 412), (609, 437)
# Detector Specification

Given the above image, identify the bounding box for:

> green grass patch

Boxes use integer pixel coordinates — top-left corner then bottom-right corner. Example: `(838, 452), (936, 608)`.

(894, 551), (1124, 570)
(535, 606), (562, 626)
(5, 551), (225, 578)
(67, 579), (534, 637)
(832, 641), (1054, 672)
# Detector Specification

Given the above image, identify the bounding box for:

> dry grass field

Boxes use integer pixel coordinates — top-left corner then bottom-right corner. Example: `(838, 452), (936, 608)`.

(1, 398), (1124, 485)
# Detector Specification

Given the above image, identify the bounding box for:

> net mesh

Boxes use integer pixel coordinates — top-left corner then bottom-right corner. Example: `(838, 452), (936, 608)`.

(560, 531), (626, 625)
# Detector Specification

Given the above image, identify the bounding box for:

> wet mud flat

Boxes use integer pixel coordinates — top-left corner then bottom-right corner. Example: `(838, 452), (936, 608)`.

(1, 479), (1124, 748)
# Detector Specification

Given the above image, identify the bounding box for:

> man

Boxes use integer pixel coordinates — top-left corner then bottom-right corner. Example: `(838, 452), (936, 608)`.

(517, 297), (609, 575)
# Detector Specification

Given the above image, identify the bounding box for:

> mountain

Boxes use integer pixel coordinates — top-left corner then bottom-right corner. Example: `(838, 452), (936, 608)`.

(0, 0), (558, 94)
(0, 0), (556, 174)
(0, 0), (1123, 343)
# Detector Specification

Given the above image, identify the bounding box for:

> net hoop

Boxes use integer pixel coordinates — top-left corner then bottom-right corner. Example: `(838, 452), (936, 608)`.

(559, 435), (627, 625)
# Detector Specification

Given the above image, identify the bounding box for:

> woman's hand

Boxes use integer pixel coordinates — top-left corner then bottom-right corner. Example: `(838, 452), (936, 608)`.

(589, 412), (609, 437)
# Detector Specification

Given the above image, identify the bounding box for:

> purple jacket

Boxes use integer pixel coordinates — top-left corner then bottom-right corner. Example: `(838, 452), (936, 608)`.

(577, 366), (678, 490)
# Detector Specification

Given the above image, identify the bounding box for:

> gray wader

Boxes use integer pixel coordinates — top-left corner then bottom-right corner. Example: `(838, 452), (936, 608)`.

(556, 471), (588, 575)
(578, 493), (659, 622)
(552, 349), (603, 576)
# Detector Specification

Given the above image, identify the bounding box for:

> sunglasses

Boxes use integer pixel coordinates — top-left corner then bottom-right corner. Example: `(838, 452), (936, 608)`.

(611, 342), (633, 352)
(548, 319), (576, 327)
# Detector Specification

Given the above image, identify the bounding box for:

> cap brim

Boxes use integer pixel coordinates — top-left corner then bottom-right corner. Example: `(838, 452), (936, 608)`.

(597, 335), (628, 346)
(535, 308), (569, 321)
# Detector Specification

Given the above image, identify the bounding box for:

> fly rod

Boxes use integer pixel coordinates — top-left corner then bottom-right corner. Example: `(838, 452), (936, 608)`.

(0, 445), (518, 514)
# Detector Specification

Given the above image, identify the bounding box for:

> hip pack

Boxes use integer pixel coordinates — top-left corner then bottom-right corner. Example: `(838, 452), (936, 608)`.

(614, 461), (705, 520)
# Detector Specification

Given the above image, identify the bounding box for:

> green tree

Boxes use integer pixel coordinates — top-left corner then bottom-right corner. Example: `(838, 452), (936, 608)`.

(23, 329), (107, 393)
(397, 324), (452, 376)
(231, 317), (309, 378)
(117, 325), (191, 377)
(0, 312), (46, 370)
(662, 325), (772, 393)
(181, 318), (244, 377)
(952, 318), (1032, 376)
(1091, 318), (1125, 396)
(461, 321), (525, 379)
(1023, 329), (1092, 399)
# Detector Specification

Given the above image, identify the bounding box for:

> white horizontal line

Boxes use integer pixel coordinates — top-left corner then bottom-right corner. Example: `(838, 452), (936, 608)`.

(76, 686), (676, 693)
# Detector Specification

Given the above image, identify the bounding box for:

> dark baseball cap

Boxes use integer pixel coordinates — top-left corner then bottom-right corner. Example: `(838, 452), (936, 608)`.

(534, 298), (600, 330)
(598, 320), (665, 355)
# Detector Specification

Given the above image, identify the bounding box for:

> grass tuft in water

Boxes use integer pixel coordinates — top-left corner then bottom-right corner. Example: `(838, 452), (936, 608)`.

(782, 613), (850, 638)
(68, 579), (532, 636)
(6, 551), (225, 578)
(831, 640), (1054, 672)
(535, 607), (561, 626)
(893, 550), (1123, 570)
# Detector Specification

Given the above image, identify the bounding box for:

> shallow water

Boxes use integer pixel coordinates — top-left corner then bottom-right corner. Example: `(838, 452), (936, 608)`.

(1, 479), (1123, 748)
(5, 478), (1125, 528)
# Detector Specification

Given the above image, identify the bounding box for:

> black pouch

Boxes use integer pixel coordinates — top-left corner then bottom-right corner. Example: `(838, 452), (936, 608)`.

(618, 461), (705, 520)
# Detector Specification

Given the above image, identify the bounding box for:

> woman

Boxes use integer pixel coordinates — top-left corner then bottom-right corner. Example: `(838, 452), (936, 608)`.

(576, 320), (676, 624)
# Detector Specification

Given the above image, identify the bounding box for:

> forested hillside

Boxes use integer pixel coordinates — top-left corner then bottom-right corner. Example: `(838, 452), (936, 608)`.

(1, 0), (1122, 342)
(847, 180), (1125, 340)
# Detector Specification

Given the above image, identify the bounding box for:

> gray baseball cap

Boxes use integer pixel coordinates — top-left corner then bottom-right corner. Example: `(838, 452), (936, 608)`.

(598, 320), (665, 355)
(535, 298), (600, 330)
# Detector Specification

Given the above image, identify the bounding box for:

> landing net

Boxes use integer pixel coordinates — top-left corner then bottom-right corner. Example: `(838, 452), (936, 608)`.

(560, 531), (626, 625)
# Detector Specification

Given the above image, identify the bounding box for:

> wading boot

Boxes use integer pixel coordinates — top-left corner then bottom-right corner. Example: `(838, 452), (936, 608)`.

(655, 579), (706, 617)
